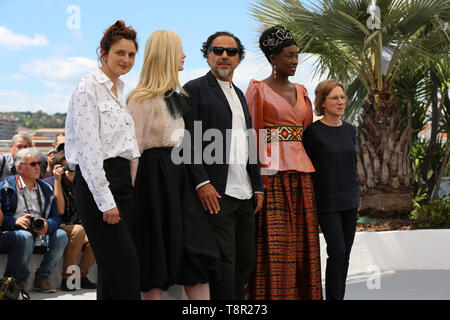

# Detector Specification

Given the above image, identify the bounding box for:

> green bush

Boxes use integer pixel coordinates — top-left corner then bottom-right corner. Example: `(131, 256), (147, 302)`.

(410, 137), (447, 201)
(410, 195), (450, 229)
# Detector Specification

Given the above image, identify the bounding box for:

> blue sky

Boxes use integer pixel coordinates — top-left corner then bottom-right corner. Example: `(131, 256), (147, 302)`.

(0, 0), (323, 114)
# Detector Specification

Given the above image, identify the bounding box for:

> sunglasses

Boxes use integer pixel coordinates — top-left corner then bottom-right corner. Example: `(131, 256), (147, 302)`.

(23, 161), (40, 167)
(209, 46), (239, 57)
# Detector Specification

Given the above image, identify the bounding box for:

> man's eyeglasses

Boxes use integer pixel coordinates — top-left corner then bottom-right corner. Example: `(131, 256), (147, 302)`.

(209, 46), (239, 57)
(23, 161), (40, 167)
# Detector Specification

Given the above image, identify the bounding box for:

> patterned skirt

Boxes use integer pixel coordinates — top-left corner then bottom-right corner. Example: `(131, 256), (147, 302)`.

(249, 171), (323, 300)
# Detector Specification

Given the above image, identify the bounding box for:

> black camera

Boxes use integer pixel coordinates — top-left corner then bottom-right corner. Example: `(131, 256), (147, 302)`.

(28, 217), (45, 232)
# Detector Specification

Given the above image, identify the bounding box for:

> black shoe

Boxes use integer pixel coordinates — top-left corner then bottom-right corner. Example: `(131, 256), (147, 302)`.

(80, 277), (97, 289)
(61, 278), (76, 292)
(16, 279), (30, 300)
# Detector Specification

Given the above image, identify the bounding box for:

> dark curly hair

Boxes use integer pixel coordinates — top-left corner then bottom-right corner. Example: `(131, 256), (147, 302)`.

(201, 31), (245, 63)
(97, 20), (138, 64)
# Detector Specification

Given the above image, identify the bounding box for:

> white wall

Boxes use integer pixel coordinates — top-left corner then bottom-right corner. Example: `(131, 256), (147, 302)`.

(324, 229), (450, 276)
(2, 229), (449, 297)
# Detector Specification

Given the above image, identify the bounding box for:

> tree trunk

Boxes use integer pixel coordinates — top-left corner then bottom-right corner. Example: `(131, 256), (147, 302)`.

(356, 91), (414, 217)
(423, 61), (441, 198)
(432, 141), (450, 201)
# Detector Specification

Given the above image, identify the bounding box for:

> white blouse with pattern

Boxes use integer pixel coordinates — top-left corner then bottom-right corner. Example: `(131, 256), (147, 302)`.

(65, 68), (140, 213)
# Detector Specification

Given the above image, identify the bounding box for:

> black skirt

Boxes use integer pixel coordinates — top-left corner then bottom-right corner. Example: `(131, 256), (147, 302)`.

(131, 147), (220, 291)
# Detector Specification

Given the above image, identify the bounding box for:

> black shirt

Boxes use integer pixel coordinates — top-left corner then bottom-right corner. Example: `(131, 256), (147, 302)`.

(303, 120), (359, 213)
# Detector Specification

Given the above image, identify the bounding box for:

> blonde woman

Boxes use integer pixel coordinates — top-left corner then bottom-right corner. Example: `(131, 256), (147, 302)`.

(127, 30), (220, 300)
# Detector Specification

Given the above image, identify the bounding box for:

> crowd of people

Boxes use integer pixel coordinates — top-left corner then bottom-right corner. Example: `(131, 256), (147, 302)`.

(0, 21), (360, 301)
(0, 133), (97, 299)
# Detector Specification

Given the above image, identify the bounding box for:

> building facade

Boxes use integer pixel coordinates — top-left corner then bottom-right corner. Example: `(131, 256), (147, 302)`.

(0, 115), (17, 140)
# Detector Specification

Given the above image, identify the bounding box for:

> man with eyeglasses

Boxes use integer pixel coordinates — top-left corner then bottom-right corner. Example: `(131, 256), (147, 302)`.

(183, 31), (264, 300)
(0, 147), (68, 298)
(0, 134), (33, 181)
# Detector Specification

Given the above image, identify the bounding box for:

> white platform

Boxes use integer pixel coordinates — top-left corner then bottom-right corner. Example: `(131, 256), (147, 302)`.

(163, 229), (450, 300)
(1, 229), (450, 300)
(339, 229), (450, 275)
(0, 250), (97, 292)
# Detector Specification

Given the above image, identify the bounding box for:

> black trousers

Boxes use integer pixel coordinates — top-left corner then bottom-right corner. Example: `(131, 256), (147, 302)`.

(207, 195), (255, 300)
(318, 209), (357, 300)
(73, 158), (140, 300)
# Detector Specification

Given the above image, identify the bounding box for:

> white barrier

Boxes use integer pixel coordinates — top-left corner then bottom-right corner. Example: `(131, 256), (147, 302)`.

(2, 229), (449, 297)
(0, 254), (97, 292)
(324, 229), (450, 276)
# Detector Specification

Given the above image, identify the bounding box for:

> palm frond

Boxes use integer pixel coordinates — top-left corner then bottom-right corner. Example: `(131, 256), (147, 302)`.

(344, 77), (368, 122)
(250, 0), (449, 95)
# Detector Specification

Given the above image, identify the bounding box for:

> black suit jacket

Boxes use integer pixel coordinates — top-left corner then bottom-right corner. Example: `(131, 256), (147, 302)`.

(182, 71), (264, 196)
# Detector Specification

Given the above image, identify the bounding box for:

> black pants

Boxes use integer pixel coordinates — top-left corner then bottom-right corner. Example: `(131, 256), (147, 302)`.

(73, 158), (140, 300)
(207, 195), (255, 300)
(318, 209), (357, 300)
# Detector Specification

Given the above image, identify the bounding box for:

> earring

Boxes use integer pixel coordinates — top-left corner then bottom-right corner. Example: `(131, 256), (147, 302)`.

(273, 65), (277, 79)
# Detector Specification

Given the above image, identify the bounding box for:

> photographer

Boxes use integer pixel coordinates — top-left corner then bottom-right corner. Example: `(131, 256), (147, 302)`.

(44, 149), (96, 291)
(0, 133), (32, 181)
(0, 147), (68, 296)
(41, 133), (65, 179)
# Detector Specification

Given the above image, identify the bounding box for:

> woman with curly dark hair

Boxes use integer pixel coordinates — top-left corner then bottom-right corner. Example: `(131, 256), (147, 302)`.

(65, 20), (141, 300)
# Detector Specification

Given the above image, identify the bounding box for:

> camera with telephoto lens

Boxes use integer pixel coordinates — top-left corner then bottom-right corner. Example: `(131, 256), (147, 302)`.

(28, 217), (45, 232)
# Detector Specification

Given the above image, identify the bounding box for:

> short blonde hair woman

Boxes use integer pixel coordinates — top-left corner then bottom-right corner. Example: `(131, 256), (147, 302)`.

(313, 79), (347, 117)
(303, 79), (359, 300)
(127, 30), (220, 300)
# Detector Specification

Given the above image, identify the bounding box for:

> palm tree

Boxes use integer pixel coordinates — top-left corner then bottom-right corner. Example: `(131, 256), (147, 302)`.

(396, 56), (449, 200)
(250, 0), (450, 215)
